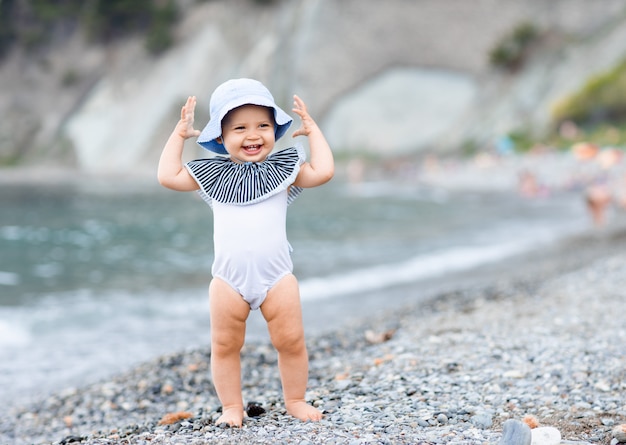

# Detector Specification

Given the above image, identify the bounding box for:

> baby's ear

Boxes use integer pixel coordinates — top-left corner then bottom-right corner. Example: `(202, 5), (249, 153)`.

(215, 137), (223, 144)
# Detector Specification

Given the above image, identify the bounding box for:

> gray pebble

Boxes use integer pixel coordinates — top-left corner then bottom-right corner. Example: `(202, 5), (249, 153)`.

(470, 413), (493, 429)
(417, 418), (430, 428)
(612, 424), (626, 442)
(498, 420), (532, 445)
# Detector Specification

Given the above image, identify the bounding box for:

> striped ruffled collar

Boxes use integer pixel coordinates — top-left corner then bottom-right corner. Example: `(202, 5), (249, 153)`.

(185, 146), (305, 207)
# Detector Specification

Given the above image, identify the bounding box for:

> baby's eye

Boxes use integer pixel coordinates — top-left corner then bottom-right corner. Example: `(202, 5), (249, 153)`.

(260, 123), (271, 128)
(234, 125), (245, 131)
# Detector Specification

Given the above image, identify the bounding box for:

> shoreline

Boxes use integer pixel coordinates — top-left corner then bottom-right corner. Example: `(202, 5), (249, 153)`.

(2, 226), (626, 444)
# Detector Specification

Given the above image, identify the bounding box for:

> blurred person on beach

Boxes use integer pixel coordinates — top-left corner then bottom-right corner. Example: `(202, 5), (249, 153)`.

(157, 78), (334, 426)
(585, 181), (612, 226)
(573, 143), (624, 227)
(518, 169), (549, 198)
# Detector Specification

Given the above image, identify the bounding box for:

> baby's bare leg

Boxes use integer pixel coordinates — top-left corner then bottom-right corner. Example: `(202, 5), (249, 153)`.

(261, 274), (323, 422)
(209, 279), (250, 427)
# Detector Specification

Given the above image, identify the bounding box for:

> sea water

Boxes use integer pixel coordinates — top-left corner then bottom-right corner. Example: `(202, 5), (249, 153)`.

(0, 178), (588, 404)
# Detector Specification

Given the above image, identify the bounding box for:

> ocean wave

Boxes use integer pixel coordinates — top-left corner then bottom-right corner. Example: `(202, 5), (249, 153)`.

(298, 240), (534, 301)
(0, 319), (31, 347)
(0, 271), (19, 286)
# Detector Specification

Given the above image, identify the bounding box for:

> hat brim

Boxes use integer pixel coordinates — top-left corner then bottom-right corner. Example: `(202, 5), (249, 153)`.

(197, 95), (293, 155)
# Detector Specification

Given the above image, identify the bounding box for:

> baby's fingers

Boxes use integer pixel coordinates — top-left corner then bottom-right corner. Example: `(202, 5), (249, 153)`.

(292, 126), (306, 138)
(179, 96), (201, 138)
(292, 94), (308, 114)
(181, 96), (196, 118)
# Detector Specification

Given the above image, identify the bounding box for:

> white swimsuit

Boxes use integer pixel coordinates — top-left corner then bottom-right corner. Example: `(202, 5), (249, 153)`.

(185, 146), (305, 310)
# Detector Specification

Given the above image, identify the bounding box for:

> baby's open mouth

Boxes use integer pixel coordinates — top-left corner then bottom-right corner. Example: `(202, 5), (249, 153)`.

(244, 145), (261, 152)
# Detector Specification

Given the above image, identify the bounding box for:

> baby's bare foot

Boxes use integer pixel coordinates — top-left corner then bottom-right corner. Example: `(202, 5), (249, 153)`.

(286, 401), (323, 422)
(216, 407), (244, 428)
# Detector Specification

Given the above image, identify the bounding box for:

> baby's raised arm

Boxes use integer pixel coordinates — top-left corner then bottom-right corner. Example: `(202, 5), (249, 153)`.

(291, 95), (334, 188)
(157, 96), (201, 191)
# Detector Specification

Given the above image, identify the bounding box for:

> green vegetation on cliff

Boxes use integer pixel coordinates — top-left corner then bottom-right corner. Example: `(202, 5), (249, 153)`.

(501, 58), (626, 152)
(551, 58), (626, 127)
(489, 22), (540, 72)
(0, 0), (180, 57)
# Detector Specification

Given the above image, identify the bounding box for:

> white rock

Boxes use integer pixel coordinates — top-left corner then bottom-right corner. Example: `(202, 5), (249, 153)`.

(503, 370), (525, 379)
(594, 380), (611, 392)
(531, 427), (561, 445)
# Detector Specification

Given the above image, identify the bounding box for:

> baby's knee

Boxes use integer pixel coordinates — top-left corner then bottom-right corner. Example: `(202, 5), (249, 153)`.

(272, 332), (306, 355)
(211, 335), (245, 356)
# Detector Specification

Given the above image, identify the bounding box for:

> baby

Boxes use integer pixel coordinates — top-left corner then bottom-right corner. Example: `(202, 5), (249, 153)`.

(157, 78), (334, 426)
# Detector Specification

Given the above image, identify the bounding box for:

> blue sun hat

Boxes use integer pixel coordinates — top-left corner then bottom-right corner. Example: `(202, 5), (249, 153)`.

(197, 78), (293, 155)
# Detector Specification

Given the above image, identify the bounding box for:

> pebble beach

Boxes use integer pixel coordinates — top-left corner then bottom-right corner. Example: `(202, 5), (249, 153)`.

(2, 150), (626, 445)
(2, 224), (626, 445)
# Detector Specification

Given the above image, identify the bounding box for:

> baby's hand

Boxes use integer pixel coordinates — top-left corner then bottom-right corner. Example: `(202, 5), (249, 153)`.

(291, 95), (318, 138)
(177, 96), (201, 139)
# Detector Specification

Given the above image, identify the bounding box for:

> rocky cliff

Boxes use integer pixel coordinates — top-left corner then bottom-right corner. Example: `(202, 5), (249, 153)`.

(1, 0), (625, 175)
